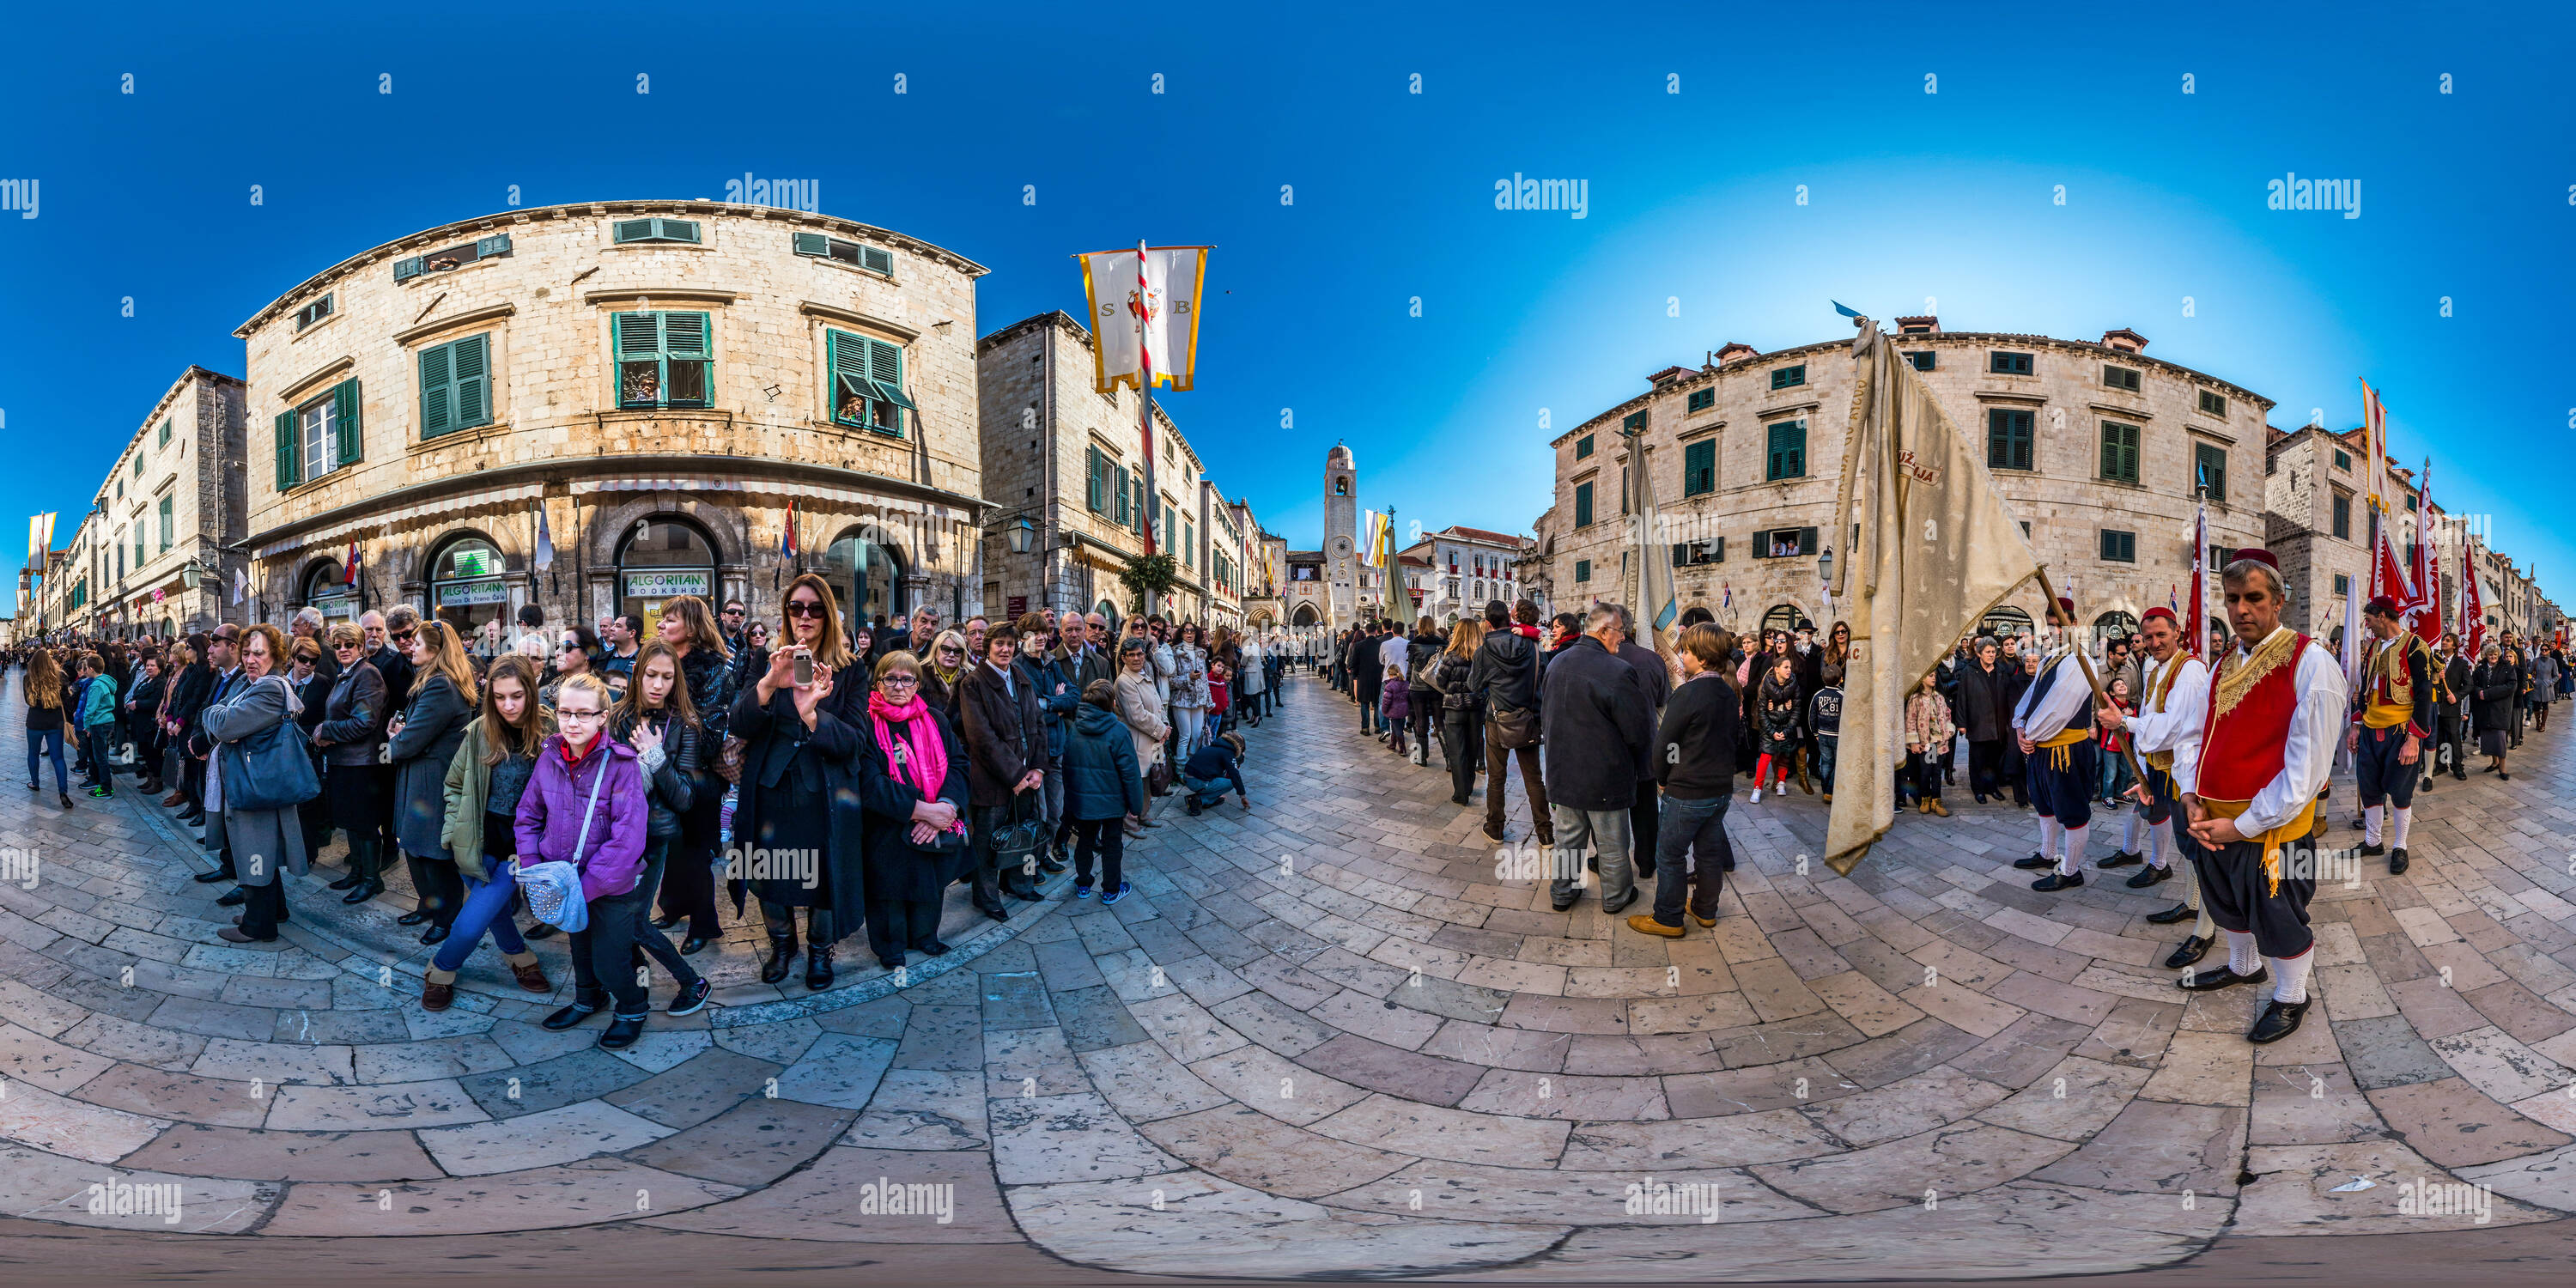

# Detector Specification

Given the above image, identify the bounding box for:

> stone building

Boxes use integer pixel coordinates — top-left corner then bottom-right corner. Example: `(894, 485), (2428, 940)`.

(76, 368), (252, 639)
(2263, 423), (2425, 645)
(1401, 524), (1530, 625)
(975, 311), (1219, 624)
(1543, 319), (2270, 642)
(233, 201), (989, 647)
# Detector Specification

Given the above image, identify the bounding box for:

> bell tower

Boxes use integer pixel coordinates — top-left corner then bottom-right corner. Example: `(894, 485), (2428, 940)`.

(1324, 443), (1357, 628)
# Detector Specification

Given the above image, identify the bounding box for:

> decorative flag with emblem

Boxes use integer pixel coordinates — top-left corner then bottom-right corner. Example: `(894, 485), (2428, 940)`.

(1075, 245), (1210, 395)
(2358, 379), (2389, 513)
(1823, 318), (2043, 875)
(2463, 539), (2487, 656)
(2185, 497), (2209, 658)
(2408, 459), (2440, 645)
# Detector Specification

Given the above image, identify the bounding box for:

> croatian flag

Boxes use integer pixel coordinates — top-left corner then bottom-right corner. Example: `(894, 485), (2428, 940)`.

(342, 541), (361, 586)
(781, 498), (799, 561)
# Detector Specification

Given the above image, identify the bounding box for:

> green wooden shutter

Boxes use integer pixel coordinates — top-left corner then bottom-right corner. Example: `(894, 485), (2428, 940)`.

(664, 312), (710, 359)
(1684, 439), (1716, 495)
(1084, 447), (1103, 512)
(614, 219), (655, 243)
(1574, 481), (1594, 527)
(829, 329), (871, 425)
(612, 312), (659, 360)
(273, 410), (299, 490)
(451, 334), (489, 428)
(1114, 465), (1130, 524)
(794, 232), (829, 257)
(420, 342), (453, 436)
(474, 234), (511, 258)
(333, 380), (363, 465)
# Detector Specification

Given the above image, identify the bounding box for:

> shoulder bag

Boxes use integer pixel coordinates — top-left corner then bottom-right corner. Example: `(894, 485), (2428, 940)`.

(220, 682), (323, 811)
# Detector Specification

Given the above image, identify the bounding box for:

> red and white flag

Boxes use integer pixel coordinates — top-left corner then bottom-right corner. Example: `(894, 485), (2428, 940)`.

(2462, 539), (2486, 656)
(2184, 497), (2209, 657)
(2408, 459), (2440, 645)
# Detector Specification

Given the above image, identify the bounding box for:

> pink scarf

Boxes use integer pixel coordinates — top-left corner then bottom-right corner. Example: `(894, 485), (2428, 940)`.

(867, 691), (950, 800)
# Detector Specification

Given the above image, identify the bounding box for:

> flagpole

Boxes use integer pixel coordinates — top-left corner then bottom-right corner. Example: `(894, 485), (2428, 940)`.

(2032, 564), (2148, 785)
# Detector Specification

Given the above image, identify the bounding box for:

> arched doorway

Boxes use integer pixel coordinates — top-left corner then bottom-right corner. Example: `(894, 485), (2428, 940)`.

(823, 526), (906, 641)
(617, 516), (719, 636)
(426, 534), (509, 641)
(1980, 605), (2033, 641)
(301, 558), (361, 628)
(1759, 603), (1814, 635)
(1291, 603), (1319, 627)
(2092, 609), (2139, 647)
(1093, 598), (1121, 630)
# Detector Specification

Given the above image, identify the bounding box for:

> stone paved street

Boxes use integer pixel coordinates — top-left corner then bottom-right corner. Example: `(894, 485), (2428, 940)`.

(3, 668), (2573, 1279)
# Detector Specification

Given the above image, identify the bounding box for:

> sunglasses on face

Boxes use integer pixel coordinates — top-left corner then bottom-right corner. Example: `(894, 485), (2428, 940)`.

(784, 601), (827, 618)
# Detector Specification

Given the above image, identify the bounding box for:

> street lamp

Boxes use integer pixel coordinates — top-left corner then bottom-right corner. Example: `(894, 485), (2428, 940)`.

(1005, 516), (1037, 556)
(1817, 545), (1834, 590)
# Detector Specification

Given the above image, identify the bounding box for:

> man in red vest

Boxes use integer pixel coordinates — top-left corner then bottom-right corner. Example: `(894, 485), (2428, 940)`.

(2173, 550), (2350, 1044)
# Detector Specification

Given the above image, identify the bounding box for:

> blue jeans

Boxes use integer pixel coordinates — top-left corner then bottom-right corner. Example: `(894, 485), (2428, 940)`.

(430, 858), (529, 974)
(1815, 738), (1838, 795)
(1182, 774), (1233, 806)
(26, 728), (66, 793)
(1651, 793), (1733, 927)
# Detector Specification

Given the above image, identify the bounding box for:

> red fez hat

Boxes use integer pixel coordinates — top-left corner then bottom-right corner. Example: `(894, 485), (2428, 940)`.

(2229, 548), (2281, 573)
(2054, 597), (2075, 617)
(2141, 606), (2177, 626)
(2366, 594), (2401, 618)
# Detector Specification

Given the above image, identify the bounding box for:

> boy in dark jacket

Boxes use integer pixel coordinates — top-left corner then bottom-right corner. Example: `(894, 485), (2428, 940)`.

(1810, 664), (1844, 801)
(1182, 732), (1249, 816)
(1062, 681), (1144, 902)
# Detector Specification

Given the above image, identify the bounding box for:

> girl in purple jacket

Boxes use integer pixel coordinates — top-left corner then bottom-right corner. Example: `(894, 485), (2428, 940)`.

(515, 673), (656, 1050)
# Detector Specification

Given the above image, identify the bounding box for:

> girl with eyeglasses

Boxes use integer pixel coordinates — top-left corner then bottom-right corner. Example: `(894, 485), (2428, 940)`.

(855, 650), (969, 969)
(729, 573), (869, 989)
(519, 674), (656, 1048)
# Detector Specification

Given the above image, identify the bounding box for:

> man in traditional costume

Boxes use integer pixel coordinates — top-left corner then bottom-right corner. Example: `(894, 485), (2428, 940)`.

(2175, 550), (2349, 1045)
(2097, 606), (2212, 968)
(2351, 595), (2432, 875)
(2009, 598), (2098, 893)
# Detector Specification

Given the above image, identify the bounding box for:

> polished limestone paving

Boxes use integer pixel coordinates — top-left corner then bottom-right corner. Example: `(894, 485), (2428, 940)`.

(2, 667), (2572, 1279)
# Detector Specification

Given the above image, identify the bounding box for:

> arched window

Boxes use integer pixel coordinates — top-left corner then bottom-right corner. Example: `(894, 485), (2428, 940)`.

(301, 559), (360, 627)
(1760, 604), (1814, 635)
(1291, 603), (1319, 627)
(1980, 605), (2033, 640)
(426, 534), (508, 641)
(822, 526), (905, 636)
(1093, 598), (1121, 629)
(617, 516), (718, 634)
(2092, 610), (2139, 646)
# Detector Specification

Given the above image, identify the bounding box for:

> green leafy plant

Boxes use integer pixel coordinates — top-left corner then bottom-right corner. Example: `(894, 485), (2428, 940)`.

(1117, 552), (1180, 613)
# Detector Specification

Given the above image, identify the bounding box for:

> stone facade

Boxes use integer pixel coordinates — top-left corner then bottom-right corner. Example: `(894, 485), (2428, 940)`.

(233, 200), (988, 645)
(975, 311), (1216, 625)
(1544, 321), (2271, 641)
(2263, 423), (2426, 644)
(37, 368), (246, 640)
(1402, 525), (1531, 625)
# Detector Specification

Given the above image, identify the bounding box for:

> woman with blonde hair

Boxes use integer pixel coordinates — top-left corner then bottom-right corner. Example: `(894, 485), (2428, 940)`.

(388, 619), (480, 945)
(424, 653), (554, 1010)
(1170, 623), (1209, 757)
(919, 628), (970, 725)
(23, 649), (72, 808)
(205, 625), (311, 943)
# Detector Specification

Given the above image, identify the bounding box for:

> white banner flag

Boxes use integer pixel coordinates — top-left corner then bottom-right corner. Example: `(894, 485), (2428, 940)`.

(1077, 246), (1209, 394)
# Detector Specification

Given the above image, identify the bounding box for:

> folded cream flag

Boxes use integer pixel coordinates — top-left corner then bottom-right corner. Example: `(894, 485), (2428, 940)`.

(1825, 322), (2042, 875)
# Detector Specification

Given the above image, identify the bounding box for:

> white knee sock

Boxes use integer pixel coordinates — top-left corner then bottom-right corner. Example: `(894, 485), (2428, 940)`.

(2364, 804), (2384, 847)
(2057, 825), (2088, 876)
(2121, 811), (2143, 853)
(2225, 929), (2259, 975)
(2147, 820), (2170, 869)
(2391, 807), (2412, 849)
(2270, 948), (2315, 1003)
(2037, 817), (2058, 859)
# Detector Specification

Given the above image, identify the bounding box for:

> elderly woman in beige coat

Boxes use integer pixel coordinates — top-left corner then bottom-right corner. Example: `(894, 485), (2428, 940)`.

(1114, 638), (1170, 836)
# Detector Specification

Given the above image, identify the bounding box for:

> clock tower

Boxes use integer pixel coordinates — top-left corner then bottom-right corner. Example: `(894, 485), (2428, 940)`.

(1324, 443), (1358, 629)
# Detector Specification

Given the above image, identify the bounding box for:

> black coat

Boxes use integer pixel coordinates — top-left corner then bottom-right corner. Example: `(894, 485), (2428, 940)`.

(856, 705), (971, 903)
(612, 709), (702, 839)
(679, 646), (733, 739)
(1539, 635), (1654, 811)
(1955, 660), (2015, 742)
(388, 673), (475, 860)
(313, 661), (388, 768)
(726, 659), (869, 930)
(371, 645), (415, 720)
(1466, 628), (1540, 714)
(2471, 662), (2518, 732)
(959, 662), (1044, 810)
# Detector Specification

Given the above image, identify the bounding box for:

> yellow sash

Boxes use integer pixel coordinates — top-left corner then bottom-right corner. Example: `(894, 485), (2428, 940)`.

(2198, 795), (2319, 897)
(2142, 655), (2187, 771)
(2362, 636), (2421, 730)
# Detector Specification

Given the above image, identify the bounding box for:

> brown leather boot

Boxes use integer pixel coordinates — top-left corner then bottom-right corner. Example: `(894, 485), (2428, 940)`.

(1793, 749), (1814, 794)
(504, 952), (550, 993)
(161, 789), (187, 806)
(422, 968), (458, 1012)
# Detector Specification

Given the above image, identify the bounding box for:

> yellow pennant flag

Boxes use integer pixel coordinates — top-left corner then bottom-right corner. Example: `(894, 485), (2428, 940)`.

(1825, 322), (2043, 875)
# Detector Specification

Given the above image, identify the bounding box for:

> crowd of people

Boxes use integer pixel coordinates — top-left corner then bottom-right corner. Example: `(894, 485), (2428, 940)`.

(1325, 581), (2570, 1042)
(7, 594), (1303, 1051)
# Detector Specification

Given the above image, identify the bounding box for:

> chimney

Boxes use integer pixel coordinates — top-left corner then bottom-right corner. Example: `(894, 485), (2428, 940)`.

(1714, 342), (1759, 364)
(2100, 328), (2148, 353)
(1893, 315), (1940, 335)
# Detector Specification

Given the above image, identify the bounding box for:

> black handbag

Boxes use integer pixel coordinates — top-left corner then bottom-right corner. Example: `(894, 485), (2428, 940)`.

(988, 794), (1048, 867)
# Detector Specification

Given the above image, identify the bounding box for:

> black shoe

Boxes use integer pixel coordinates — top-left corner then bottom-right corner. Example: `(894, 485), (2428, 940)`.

(1008, 882), (1044, 903)
(541, 1002), (598, 1030)
(680, 935), (712, 956)
(341, 881), (383, 905)
(598, 1015), (647, 1050)
(2420, 776), (2434, 792)
(805, 945), (835, 992)
(1186, 799), (1202, 817)
(2098, 850), (2143, 869)
(2179, 964), (2268, 992)
(2453, 770), (2467, 781)
(760, 935), (799, 985)
(2500, 772), (2510, 781)
(2032, 871), (2084, 892)
(397, 910), (429, 927)
(2125, 864), (2172, 889)
(2388, 848), (2409, 876)
(1633, 860), (1655, 879)
(668, 977), (711, 1016)
(649, 913), (686, 930)
(916, 939), (950, 957)
(1601, 887), (1639, 914)
(177, 811), (203, 825)
(2163, 935), (2213, 969)
(1482, 821), (1506, 843)
(419, 925), (450, 945)
(327, 872), (362, 890)
(215, 888), (246, 907)
(2246, 998), (2311, 1044)
(2011, 853), (2052, 870)
(982, 904), (1012, 924)
(878, 957), (907, 971)
(522, 921), (557, 940)
(2356, 841), (2385, 857)
(1549, 882), (1579, 912)
(1037, 856), (1068, 875)
(192, 869), (234, 884)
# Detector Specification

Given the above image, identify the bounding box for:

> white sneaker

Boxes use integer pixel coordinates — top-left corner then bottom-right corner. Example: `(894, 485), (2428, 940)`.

(1750, 787), (1763, 804)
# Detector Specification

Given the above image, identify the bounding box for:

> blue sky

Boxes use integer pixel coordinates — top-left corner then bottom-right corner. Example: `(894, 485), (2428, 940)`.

(3, 3), (2570, 616)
